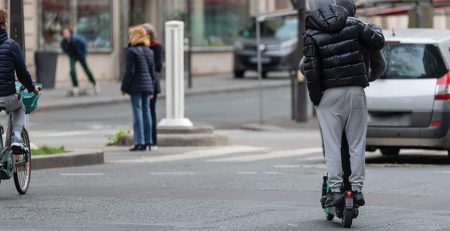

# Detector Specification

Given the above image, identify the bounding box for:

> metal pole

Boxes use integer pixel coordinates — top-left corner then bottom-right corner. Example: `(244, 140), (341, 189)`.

(187, 0), (193, 88)
(294, 0), (309, 122)
(9, 0), (24, 55)
(256, 15), (264, 124)
(415, 1), (421, 28)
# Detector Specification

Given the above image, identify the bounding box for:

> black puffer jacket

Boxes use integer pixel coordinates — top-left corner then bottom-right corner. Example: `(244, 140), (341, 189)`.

(303, 4), (384, 105)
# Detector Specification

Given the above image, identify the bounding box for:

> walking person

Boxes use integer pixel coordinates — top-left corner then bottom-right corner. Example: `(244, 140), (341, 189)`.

(60, 26), (99, 96)
(142, 23), (164, 150)
(303, 0), (385, 207)
(0, 10), (40, 152)
(121, 26), (155, 152)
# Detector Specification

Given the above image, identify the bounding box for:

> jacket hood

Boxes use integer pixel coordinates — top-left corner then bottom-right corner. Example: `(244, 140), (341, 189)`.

(306, 4), (348, 33)
(0, 29), (7, 44)
(336, 0), (356, 17)
(308, 0), (335, 11)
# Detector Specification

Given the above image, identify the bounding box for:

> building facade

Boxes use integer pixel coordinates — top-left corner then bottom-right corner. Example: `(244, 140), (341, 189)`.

(0, 0), (292, 87)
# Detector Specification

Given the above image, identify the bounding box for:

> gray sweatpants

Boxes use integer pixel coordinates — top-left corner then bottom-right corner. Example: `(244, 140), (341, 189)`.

(0, 94), (25, 136)
(316, 86), (367, 193)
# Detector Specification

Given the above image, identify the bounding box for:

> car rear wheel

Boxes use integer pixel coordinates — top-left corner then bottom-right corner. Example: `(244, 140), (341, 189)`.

(234, 71), (245, 79)
(380, 147), (400, 156)
(262, 71), (268, 79)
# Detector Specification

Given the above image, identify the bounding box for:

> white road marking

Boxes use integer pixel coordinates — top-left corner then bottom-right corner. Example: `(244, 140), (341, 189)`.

(237, 171), (258, 175)
(433, 171), (450, 174)
(274, 165), (302, 169)
(34, 130), (98, 137)
(302, 164), (327, 169)
(206, 147), (322, 162)
(149, 172), (196, 175)
(264, 171), (282, 175)
(300, 155), (324, 161)
(60, 173), (104, 176)
(116, 146), (267, 164)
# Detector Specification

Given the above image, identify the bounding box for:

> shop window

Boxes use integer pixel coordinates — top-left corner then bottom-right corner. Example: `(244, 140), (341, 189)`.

(167, 0), (249, 48)
(38, 0), (112, 52)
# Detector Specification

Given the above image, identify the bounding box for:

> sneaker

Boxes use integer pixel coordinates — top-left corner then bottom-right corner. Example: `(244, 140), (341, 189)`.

(325, 191), (343, 207)
(353, 191), (365, 206)
(71, 87), (80, 97)
(11, 135), (27, 154)
(151, 146), (158, 150)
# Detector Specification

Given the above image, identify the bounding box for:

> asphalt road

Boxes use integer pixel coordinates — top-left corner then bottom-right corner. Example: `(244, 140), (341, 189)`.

(0, 144), (449, 230)
(0, 86), (448, 230)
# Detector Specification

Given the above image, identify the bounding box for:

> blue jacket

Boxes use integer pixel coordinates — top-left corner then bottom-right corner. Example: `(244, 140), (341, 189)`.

(60, 35), (88, 58)
(0, 29), (34, 96)
(121, 45), (155, 94)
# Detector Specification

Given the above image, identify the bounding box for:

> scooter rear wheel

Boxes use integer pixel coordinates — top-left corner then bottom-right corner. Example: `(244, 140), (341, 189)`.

(342, 208), (353, 228)
(326, 213), (334, 221)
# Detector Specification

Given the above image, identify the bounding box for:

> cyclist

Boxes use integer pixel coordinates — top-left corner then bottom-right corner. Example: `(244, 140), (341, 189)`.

(0, 10), (40, 153)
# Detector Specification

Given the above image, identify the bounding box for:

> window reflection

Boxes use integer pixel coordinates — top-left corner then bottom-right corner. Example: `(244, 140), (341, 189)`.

(39, 0), (112, 51)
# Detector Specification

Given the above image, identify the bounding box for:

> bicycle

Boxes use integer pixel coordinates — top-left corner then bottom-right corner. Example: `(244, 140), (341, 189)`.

(0, 82), (40, 194)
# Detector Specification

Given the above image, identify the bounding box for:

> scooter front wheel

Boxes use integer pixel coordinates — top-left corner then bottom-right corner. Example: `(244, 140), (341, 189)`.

(342, 208), (353, 228)
(326, 213), (334, 221)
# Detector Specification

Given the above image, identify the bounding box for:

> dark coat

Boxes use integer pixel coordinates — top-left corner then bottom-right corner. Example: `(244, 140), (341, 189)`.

(0, 29), (34, 96)
(60, 35), (88, 58)
(299, 47), (386, 82)
(303, 4), (385, 105)
(121, 45), (155, 94)
(150, 41), (164, 94)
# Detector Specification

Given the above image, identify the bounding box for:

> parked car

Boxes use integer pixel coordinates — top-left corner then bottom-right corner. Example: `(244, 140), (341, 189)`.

(366, 29), (450, 157)
(233, 10), (299, 79)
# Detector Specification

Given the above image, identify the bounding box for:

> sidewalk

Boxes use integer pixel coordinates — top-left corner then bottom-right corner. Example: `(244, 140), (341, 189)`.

(38, 74), (290, 111)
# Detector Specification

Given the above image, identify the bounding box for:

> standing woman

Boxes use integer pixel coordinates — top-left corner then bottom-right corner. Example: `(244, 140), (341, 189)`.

(142, 23), (164, 150)
(121, 26), (155, 152)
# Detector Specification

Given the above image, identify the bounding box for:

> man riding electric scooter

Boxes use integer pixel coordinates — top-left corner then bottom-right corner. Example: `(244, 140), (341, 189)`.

(303, 0), (385, 208)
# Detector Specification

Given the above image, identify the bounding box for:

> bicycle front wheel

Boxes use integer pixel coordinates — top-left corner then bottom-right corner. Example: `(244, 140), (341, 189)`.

(14, 128), (31, 194)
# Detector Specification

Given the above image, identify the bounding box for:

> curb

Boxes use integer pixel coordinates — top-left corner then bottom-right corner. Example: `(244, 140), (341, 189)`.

(38, 82), (290, 112)
(32, 150), (104, 170)
(240, 123), (284, 132)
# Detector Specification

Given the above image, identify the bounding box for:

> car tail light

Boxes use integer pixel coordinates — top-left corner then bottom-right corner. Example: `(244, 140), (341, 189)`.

(435, 72), (450, 100)
(346, 191), (352, 198)
(432, 120), (441, 127)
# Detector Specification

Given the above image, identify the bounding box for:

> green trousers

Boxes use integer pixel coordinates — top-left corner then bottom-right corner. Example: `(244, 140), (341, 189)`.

(70, 56), (96, 87)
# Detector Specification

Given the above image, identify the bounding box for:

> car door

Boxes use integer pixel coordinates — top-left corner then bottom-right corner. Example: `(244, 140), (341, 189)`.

(366, 43), (448, 127)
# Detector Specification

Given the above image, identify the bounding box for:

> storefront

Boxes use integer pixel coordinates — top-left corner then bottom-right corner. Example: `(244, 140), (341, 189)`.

(1, 0), (292, 86)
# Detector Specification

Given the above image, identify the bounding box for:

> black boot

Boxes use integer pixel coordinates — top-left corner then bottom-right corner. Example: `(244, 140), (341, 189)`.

(145, 144), (152, 151)
(129, 145), (145, 152)
(325, 191), (343, 207)
(353, 191), (365, 206)
(320, 196), (327, 208)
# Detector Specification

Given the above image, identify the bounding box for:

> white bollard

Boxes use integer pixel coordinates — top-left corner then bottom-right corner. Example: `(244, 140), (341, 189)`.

(158, 21), (193, 127)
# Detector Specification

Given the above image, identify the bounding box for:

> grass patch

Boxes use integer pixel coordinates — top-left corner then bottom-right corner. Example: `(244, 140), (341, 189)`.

(107, 130), (131, 146)
(31, 146), (70, 156)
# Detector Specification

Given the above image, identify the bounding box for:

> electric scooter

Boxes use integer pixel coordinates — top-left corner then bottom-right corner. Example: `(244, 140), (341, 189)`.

(320, 132), (359, 228)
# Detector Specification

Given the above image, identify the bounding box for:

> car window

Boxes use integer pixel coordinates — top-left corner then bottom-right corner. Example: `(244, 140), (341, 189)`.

(381, 44), (447, 79)
(240, 15), (298, 41)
